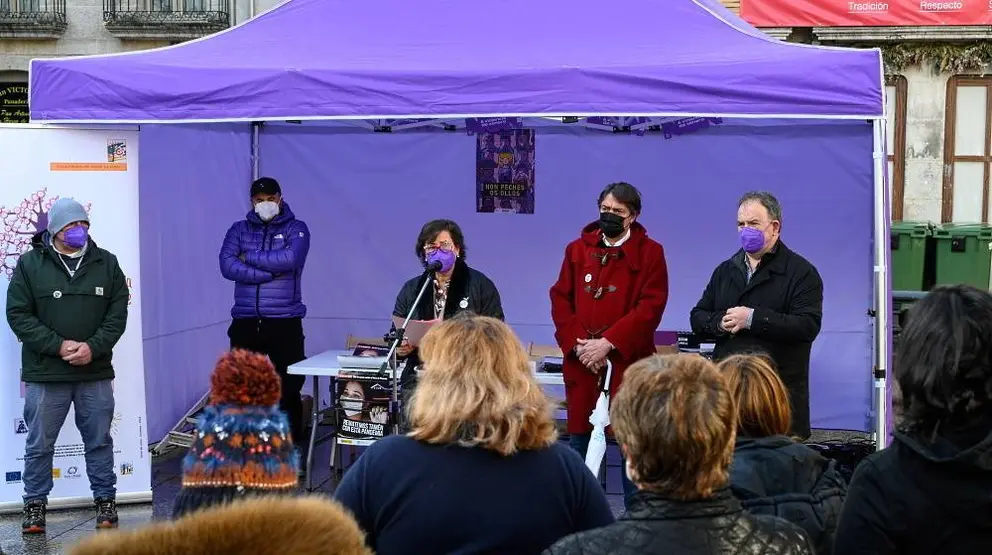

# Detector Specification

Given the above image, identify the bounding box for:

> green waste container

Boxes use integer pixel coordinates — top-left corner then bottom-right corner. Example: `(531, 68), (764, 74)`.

(933, 223), (992, 289)
(891, 221), (935, 292)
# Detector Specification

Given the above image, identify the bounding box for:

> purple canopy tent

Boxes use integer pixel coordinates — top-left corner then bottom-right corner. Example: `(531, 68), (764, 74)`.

(28, 0), (891, 448)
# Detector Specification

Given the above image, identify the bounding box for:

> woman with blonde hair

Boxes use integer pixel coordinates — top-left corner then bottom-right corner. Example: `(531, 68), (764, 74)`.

(719, 354), (845, 555)
(334, 313), (613, 555)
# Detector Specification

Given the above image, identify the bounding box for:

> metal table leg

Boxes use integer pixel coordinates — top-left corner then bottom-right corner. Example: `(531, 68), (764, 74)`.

(305, 377), (319, 491)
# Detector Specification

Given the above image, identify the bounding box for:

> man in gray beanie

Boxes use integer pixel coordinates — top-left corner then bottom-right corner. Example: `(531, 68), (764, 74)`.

(5, 197), (129, 534)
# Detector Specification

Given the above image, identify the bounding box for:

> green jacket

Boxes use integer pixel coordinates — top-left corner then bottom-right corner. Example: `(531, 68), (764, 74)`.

(5, 232), (129, 383)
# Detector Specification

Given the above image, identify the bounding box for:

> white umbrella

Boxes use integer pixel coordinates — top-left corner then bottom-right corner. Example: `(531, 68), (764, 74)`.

(584, 359), (613, 477)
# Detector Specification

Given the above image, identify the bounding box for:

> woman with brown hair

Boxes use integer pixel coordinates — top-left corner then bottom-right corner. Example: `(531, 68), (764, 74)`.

(334, 314), (613, 555)
(719, 354), (846, 555)
(545, 354), (812, 555)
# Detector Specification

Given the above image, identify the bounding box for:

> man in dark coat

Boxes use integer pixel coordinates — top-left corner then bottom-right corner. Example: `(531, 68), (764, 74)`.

(690, 191), (823, 438)
(6, 198), (128, 534)
(550, 182), (669, 507)
(219, 177), (310, 445)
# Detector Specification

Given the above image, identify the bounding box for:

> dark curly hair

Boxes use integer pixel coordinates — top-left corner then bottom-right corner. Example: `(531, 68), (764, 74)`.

(209, 349), (282, 407)
(895, 284), (992, 436)
(414, 219), (467, 262)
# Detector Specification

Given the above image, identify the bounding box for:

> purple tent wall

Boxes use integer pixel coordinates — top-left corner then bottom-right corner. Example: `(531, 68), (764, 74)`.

(139, 124), (251, 442)
(255, 120), (875, 431)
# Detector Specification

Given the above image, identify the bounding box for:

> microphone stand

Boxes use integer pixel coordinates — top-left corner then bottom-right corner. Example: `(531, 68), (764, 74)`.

(380, 268), (435, 435)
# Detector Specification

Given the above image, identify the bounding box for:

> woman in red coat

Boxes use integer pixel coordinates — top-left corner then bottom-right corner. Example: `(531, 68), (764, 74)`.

(550, 182), (669, 507)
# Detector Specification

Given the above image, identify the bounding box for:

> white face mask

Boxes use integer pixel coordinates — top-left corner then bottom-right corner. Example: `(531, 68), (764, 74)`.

(341, 399), (363, 418)
(254, 201), (279, 222)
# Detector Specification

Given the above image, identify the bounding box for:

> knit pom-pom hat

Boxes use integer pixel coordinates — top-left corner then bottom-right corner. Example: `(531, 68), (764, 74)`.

(172, 350), (300, 519)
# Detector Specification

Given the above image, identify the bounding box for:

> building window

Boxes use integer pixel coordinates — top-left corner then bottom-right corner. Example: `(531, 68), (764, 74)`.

(886, 76), (907, 221)
(943, 76), (992, 223)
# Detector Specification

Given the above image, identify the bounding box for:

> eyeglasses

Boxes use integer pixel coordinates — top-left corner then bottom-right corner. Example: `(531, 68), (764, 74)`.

(600, 205), (630, 218)
(424, 241), (455, 253)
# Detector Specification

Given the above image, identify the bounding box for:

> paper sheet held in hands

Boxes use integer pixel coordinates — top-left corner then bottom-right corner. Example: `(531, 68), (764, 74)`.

(392, 316), (439, 347)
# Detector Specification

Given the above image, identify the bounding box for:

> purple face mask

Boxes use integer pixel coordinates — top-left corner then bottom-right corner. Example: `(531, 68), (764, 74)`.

(62, 225), (89, 249)
(425, 248), (457, 273)
(739, 227), (765, 254)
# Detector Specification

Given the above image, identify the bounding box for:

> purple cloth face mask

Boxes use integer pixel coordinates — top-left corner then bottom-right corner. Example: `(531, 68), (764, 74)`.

(62, 225), (89, 249)
(739, 227), (765, 254)
(426, 248), (457, 273)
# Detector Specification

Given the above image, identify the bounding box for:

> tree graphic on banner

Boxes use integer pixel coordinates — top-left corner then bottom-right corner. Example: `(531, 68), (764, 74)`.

(0, 188), (91, 281)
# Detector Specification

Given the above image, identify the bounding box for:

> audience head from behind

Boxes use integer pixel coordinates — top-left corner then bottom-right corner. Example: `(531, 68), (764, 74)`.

(611, 353), (736, 499)
(831, 284), (992, 555)
(408, 312), (557, 456)
(335, 312), (614, 555)
(897, 284), (992, 438)
(718, 354), (792, 439)
(545, 354), (814, 555)
(718, 354), (847, 555)
(172, 349), (300, 519)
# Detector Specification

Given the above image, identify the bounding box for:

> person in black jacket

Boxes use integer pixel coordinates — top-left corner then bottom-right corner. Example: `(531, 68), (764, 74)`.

(690, 191), (823, 439)
(832, 284), (992, 555)
(544, 354), (813, 555)
(719, 354), (846, 555)
(392, 219), (504, 396)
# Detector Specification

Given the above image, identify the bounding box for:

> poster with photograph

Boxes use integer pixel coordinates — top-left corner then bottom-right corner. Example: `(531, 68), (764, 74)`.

(476, 129), (535, 214)
(336, 371), (392, 445)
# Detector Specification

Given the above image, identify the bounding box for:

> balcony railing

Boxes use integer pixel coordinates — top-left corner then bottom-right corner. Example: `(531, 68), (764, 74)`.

(0, 0), (67, 39)
(103, 0), (230, 40)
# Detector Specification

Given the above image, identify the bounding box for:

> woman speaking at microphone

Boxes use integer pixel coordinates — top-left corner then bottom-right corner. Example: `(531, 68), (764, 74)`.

(392, 219), (504, 397)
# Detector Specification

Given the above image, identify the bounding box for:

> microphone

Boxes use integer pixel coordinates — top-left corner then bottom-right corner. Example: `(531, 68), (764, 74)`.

(425, 260), (443, 272)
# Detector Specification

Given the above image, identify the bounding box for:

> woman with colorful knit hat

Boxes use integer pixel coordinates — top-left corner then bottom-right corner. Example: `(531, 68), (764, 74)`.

(172, 349), (300, 518)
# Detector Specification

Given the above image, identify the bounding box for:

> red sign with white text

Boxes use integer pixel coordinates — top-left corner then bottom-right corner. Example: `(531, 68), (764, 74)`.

(741, 0), (992, 27)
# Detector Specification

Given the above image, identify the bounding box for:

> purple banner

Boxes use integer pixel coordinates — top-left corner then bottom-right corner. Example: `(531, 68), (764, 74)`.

(476, 129), (535, 214)
(661, 117), (723, 139)
(465, 117), (524, 133)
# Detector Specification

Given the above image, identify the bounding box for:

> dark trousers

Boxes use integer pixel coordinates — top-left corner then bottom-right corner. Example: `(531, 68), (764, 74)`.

(228, 317), (306, 445)
(569, 432), (636, 509)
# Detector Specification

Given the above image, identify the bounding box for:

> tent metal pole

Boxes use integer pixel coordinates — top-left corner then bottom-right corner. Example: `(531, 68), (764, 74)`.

(251, 122), (260, 180)
(872, 118), (889, 450)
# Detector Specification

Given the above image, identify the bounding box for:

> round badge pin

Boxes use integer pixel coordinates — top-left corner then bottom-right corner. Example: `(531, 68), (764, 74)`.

(53, 291), (62, 299)
(584, 273), (592, 283)
(459, 299), (469, 309)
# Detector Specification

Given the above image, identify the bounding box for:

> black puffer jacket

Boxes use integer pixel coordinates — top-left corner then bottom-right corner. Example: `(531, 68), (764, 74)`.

(543, 489), (813, 555)
(730, 436), (847, 555)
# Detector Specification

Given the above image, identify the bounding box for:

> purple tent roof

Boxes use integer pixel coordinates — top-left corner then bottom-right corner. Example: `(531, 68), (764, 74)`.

(29, 0), (883, 123)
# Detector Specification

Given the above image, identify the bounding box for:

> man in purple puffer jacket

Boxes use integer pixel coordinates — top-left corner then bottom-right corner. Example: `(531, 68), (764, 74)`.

(219, 177), (310, 445)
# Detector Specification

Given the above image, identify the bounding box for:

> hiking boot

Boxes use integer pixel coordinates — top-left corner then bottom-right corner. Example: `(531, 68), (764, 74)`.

(95, 498), (118, 529)
(21, 500), (46, 534)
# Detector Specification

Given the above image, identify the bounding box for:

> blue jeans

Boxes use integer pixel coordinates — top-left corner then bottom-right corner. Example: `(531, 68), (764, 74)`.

(569, 432), (636, 508)
(23, 380), (117, 504)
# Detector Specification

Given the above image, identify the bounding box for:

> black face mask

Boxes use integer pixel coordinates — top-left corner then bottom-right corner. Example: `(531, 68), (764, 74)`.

(598, 212), (625, 238)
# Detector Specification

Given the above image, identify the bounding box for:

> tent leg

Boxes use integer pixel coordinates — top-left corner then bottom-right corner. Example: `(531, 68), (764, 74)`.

(251, 122), (261, 181)
(872, 118), (889, 450)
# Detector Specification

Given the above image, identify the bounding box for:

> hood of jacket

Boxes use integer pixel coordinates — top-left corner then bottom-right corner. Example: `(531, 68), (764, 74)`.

(892, 417), (992, 523)
(731, 435), (834, 498)
(68, 496), (372, 555)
